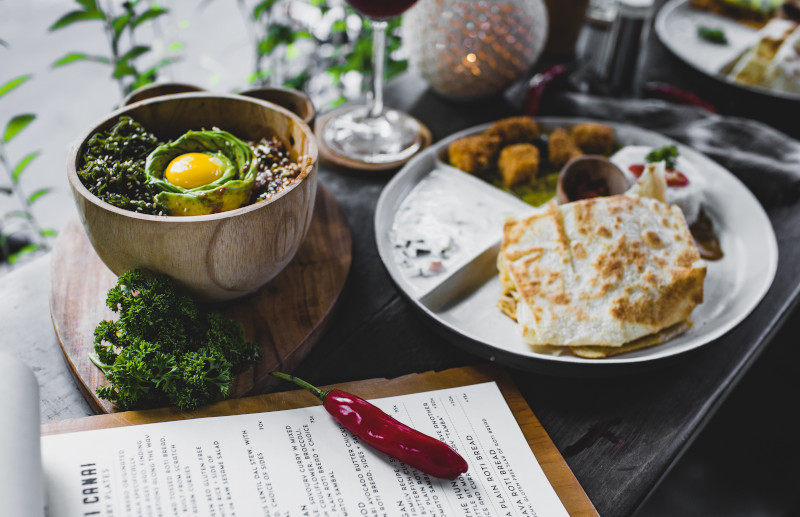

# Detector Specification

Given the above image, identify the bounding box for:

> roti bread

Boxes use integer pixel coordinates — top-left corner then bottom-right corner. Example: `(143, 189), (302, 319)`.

(498, 190), (705, 354)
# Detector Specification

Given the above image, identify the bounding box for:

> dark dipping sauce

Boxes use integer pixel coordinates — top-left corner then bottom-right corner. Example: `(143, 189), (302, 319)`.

(690, 210), (723, 261)
(250, 137), (303, 202)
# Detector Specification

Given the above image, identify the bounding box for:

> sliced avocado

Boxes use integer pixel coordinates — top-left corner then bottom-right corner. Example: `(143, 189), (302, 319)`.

(155, 180), (253, 216)
(145, 129), (258, 216)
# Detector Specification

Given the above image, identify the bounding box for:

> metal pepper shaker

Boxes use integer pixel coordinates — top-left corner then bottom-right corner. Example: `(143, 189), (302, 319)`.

(601, 0), (655, 95)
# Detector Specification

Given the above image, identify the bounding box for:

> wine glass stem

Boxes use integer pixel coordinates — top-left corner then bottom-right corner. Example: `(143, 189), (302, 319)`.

(368, 19), (388, 119)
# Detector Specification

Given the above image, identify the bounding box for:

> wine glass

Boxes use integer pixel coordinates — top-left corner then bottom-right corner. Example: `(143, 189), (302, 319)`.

(321, 0), (422, 165)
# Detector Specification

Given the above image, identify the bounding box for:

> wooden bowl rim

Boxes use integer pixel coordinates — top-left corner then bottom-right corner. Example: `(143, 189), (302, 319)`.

(67, 92), (318, 223)
(238, 86), (316, 125)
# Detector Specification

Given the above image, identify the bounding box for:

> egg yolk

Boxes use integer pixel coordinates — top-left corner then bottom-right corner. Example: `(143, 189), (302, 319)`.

(165, 153), (225, 189)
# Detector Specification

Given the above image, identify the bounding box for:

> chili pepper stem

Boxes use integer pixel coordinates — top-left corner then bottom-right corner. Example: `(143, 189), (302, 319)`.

(270, 371), (329, 401)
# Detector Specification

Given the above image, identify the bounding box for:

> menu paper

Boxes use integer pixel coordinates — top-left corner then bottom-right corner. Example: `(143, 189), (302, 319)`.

(41, 382), (569, 517)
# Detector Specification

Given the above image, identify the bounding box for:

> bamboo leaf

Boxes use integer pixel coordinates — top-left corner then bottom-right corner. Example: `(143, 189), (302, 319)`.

(8, 244), (39, 263)
(12, 152), (39, 182)
(0, 75), (32, 99)
(132, 5), (167, 28)
(3, 114), (35, 143)
(28, 188), (51, 204)
(50, 10), (105, 31)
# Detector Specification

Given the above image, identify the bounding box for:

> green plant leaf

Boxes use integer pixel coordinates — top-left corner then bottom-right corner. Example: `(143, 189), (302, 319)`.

(52, 52), (110, 67)
(76, 0), (100, 11)
(12, 152), (39, 182)
(53, 52), (88, 66)
(0, 75), (31, 99)
(167, 41), (183, 52)
(50, 10), (105, 31)
(253, 0), (277, 20)
(132, 5), (168, 28)
(329, 95), (347, 109)
(28, 188), (51, 204)
(258, 25), (295, 56)
(8, 244), (39, 263)
(119, 45), (150, 63)
(284, 71), (309, 90)
(113, 46), (150, 78)
(385, 58), (408, 80)
(40, 229), (58, 237)
(112, 12), (132, 42)
(4, 210), (32, 220)
(113, 62), (137, 78)
(3, 114), (35, 143)
(331, 20), (347, 33)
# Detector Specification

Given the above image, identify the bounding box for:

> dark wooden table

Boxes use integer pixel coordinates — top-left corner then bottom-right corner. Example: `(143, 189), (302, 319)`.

(2, 14), (800, 517)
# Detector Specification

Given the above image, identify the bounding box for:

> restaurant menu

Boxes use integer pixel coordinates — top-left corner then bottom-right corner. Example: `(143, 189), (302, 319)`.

(39, 382), (568, 517)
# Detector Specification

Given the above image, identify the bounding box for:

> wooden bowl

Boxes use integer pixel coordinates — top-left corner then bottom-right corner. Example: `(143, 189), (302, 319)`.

(67, 93), (318, 302)
(239, 86), (316, 127)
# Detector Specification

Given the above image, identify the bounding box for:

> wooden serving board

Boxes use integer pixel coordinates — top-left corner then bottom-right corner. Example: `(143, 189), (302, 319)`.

(49, 185), (352, 414)
(42, 364), (598, 516)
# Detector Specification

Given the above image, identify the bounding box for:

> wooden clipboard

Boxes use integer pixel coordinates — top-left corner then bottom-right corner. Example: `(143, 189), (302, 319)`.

(42, 364), (598, 516)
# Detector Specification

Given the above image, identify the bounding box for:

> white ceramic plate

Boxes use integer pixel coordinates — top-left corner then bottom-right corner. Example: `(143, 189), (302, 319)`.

(655, 0), (800, 102)
(375, 119), (778, 374)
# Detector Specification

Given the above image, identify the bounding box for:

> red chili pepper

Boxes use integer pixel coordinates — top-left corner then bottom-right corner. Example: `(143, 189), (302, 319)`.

(665, 169), (689, 187)
(271, 372), (469, 479)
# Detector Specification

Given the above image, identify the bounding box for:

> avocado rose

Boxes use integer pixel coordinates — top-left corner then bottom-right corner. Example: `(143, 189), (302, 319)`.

(145, 129), (258, 215)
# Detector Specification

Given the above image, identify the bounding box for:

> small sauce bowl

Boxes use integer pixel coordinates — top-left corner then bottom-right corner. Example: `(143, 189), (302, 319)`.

(556, 155), (629, 204)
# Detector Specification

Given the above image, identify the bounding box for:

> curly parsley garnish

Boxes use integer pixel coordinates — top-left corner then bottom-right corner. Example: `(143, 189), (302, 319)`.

(90, 269), (261, 411)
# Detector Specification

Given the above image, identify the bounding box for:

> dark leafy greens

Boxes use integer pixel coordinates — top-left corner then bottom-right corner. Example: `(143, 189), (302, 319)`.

(90, 269), (261, 411)
(78, 116), (163, 214)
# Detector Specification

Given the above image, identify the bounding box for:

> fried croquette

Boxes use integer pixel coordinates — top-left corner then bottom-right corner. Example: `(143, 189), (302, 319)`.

(498, 144), (540, 186)
(485, 116), (539, 145)
(571, 123), (615, 154)
(548, 127), (583, 168)
(447, 135), (502, 173)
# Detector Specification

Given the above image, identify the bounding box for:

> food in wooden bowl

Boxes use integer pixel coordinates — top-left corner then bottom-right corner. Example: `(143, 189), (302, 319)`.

(67, 93), (318, 302)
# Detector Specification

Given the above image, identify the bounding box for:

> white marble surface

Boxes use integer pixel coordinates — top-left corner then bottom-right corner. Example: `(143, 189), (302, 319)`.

(0, 254), (93, 422)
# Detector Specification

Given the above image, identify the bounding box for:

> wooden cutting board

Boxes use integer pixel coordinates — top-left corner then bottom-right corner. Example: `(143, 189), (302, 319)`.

(42, 364), (598, 516)
(49, 185), (351, 414)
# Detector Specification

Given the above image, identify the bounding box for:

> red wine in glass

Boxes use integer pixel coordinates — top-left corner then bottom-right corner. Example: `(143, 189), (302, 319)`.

(347, 0), (418, 19)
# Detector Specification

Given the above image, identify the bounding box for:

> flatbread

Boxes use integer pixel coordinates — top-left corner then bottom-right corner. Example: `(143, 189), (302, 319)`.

(498, 194), (705, 351)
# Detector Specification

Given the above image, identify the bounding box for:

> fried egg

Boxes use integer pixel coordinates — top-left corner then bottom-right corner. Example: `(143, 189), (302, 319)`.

(165, 152), (225, 189)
